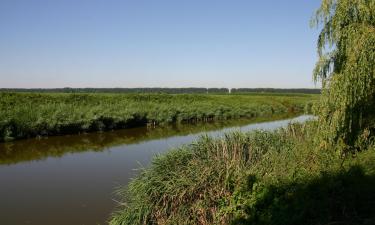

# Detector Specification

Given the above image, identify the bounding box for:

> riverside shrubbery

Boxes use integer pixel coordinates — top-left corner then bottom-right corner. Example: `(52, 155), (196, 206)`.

(0, 92), (315, 141)
(110, 121), (375, 225)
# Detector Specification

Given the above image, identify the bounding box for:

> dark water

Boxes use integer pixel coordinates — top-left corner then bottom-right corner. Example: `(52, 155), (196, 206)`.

(0, 115), (312, 225)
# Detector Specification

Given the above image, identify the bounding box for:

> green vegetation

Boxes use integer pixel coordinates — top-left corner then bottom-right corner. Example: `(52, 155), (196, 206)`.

(0, 113), (296, 165)
(231, 88), (321, 94)
(110, 121), (375, 225)
(313, 0), (375, 153)
(110, 1), (375, 224)
(0, 92), (315, 142)
(0, 87), (213, 94)
(0, 87), (321, 94)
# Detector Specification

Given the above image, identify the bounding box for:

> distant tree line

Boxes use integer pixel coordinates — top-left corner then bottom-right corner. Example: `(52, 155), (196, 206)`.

(0, 87), (320, 94)
(231, 88), (321, 94)
(0, 88), (209, 94)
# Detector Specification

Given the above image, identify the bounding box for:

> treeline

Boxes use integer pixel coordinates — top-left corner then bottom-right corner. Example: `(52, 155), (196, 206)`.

(0, 88), (219, 94)
(0, 87), (320, 94)
(231, 88), (321, 94)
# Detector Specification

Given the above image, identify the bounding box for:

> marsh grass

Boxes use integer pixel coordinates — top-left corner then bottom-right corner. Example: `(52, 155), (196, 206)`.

(110, 121), (375, 225)
(0, 92), (317, 142)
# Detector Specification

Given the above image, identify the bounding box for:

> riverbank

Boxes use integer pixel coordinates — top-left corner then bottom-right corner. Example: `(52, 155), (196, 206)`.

(0, 92), (317, 142)
(0, 113), (303, 165)
(110, 120), (375, 225)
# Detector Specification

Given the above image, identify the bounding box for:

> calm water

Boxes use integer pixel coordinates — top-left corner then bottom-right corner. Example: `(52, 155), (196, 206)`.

(0, 115), (312, 225)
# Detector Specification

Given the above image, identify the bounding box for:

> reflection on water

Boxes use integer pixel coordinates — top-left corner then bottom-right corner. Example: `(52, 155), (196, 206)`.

(0, 114), (302, 165)
(0, 114), (312, 225)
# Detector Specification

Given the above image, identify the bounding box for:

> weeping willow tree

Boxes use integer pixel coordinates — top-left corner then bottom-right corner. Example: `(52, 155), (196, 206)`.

(313, 0), (375, 153)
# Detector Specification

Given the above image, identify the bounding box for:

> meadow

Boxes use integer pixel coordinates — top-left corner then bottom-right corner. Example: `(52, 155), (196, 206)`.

(0, 92), (317, 142)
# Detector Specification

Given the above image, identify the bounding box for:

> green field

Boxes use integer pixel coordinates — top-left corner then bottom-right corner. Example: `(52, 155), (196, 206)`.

(0, 92), (317, 142)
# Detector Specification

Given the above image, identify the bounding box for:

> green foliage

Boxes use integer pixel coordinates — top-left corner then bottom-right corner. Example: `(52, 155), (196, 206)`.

(231, 165), (375, 225)
(231, 88), (321, 95)
(110, 130), (295, 225)
(110, 122), (375, 225)
(0, 87), (211, 94)
(0, 114), (293, 165)
(0, 92), (315, 142)
(313, 0), (375, 152)
(0, 87), (322, 95)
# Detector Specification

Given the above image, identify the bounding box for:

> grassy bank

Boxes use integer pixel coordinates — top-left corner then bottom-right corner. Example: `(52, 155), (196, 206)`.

(0, 113), (298, 165)
(0, 92), (316, 142)
(110, 121), (375, 225)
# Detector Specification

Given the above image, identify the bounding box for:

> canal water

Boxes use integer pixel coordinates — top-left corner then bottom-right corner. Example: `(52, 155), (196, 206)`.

(0, 115), (312, 225)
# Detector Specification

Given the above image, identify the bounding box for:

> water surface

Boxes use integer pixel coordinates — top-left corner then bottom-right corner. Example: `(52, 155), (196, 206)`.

(0, 115), (312, 225)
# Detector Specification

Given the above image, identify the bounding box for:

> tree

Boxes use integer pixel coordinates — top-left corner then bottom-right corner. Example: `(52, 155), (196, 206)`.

(313, 0), (375, 153)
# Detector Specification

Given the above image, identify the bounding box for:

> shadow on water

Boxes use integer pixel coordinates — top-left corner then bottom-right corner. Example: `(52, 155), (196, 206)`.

(232, 166), (375, 225)
(0, 113), (300, 165)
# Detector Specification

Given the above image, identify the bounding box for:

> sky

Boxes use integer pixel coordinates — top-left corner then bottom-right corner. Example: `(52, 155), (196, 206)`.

(0, 0), (322, 88)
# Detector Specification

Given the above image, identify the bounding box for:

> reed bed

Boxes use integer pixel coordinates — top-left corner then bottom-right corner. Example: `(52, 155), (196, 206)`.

(0, 92), (316, 142)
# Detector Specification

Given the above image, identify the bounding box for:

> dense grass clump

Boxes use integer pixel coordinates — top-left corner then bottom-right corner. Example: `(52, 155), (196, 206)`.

(0, 92), (316, 142)
(110, 121), (375, 225)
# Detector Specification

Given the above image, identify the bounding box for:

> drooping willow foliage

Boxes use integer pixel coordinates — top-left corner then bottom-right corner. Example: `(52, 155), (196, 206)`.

(313, 0), (375, 152)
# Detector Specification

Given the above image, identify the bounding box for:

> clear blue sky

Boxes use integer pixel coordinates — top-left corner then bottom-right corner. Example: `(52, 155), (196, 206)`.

(0, 0), (322, 88)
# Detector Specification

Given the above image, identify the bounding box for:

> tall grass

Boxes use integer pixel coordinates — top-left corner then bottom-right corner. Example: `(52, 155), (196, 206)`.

(110, 121), (375, 225)
(0, 92), (317, 142)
